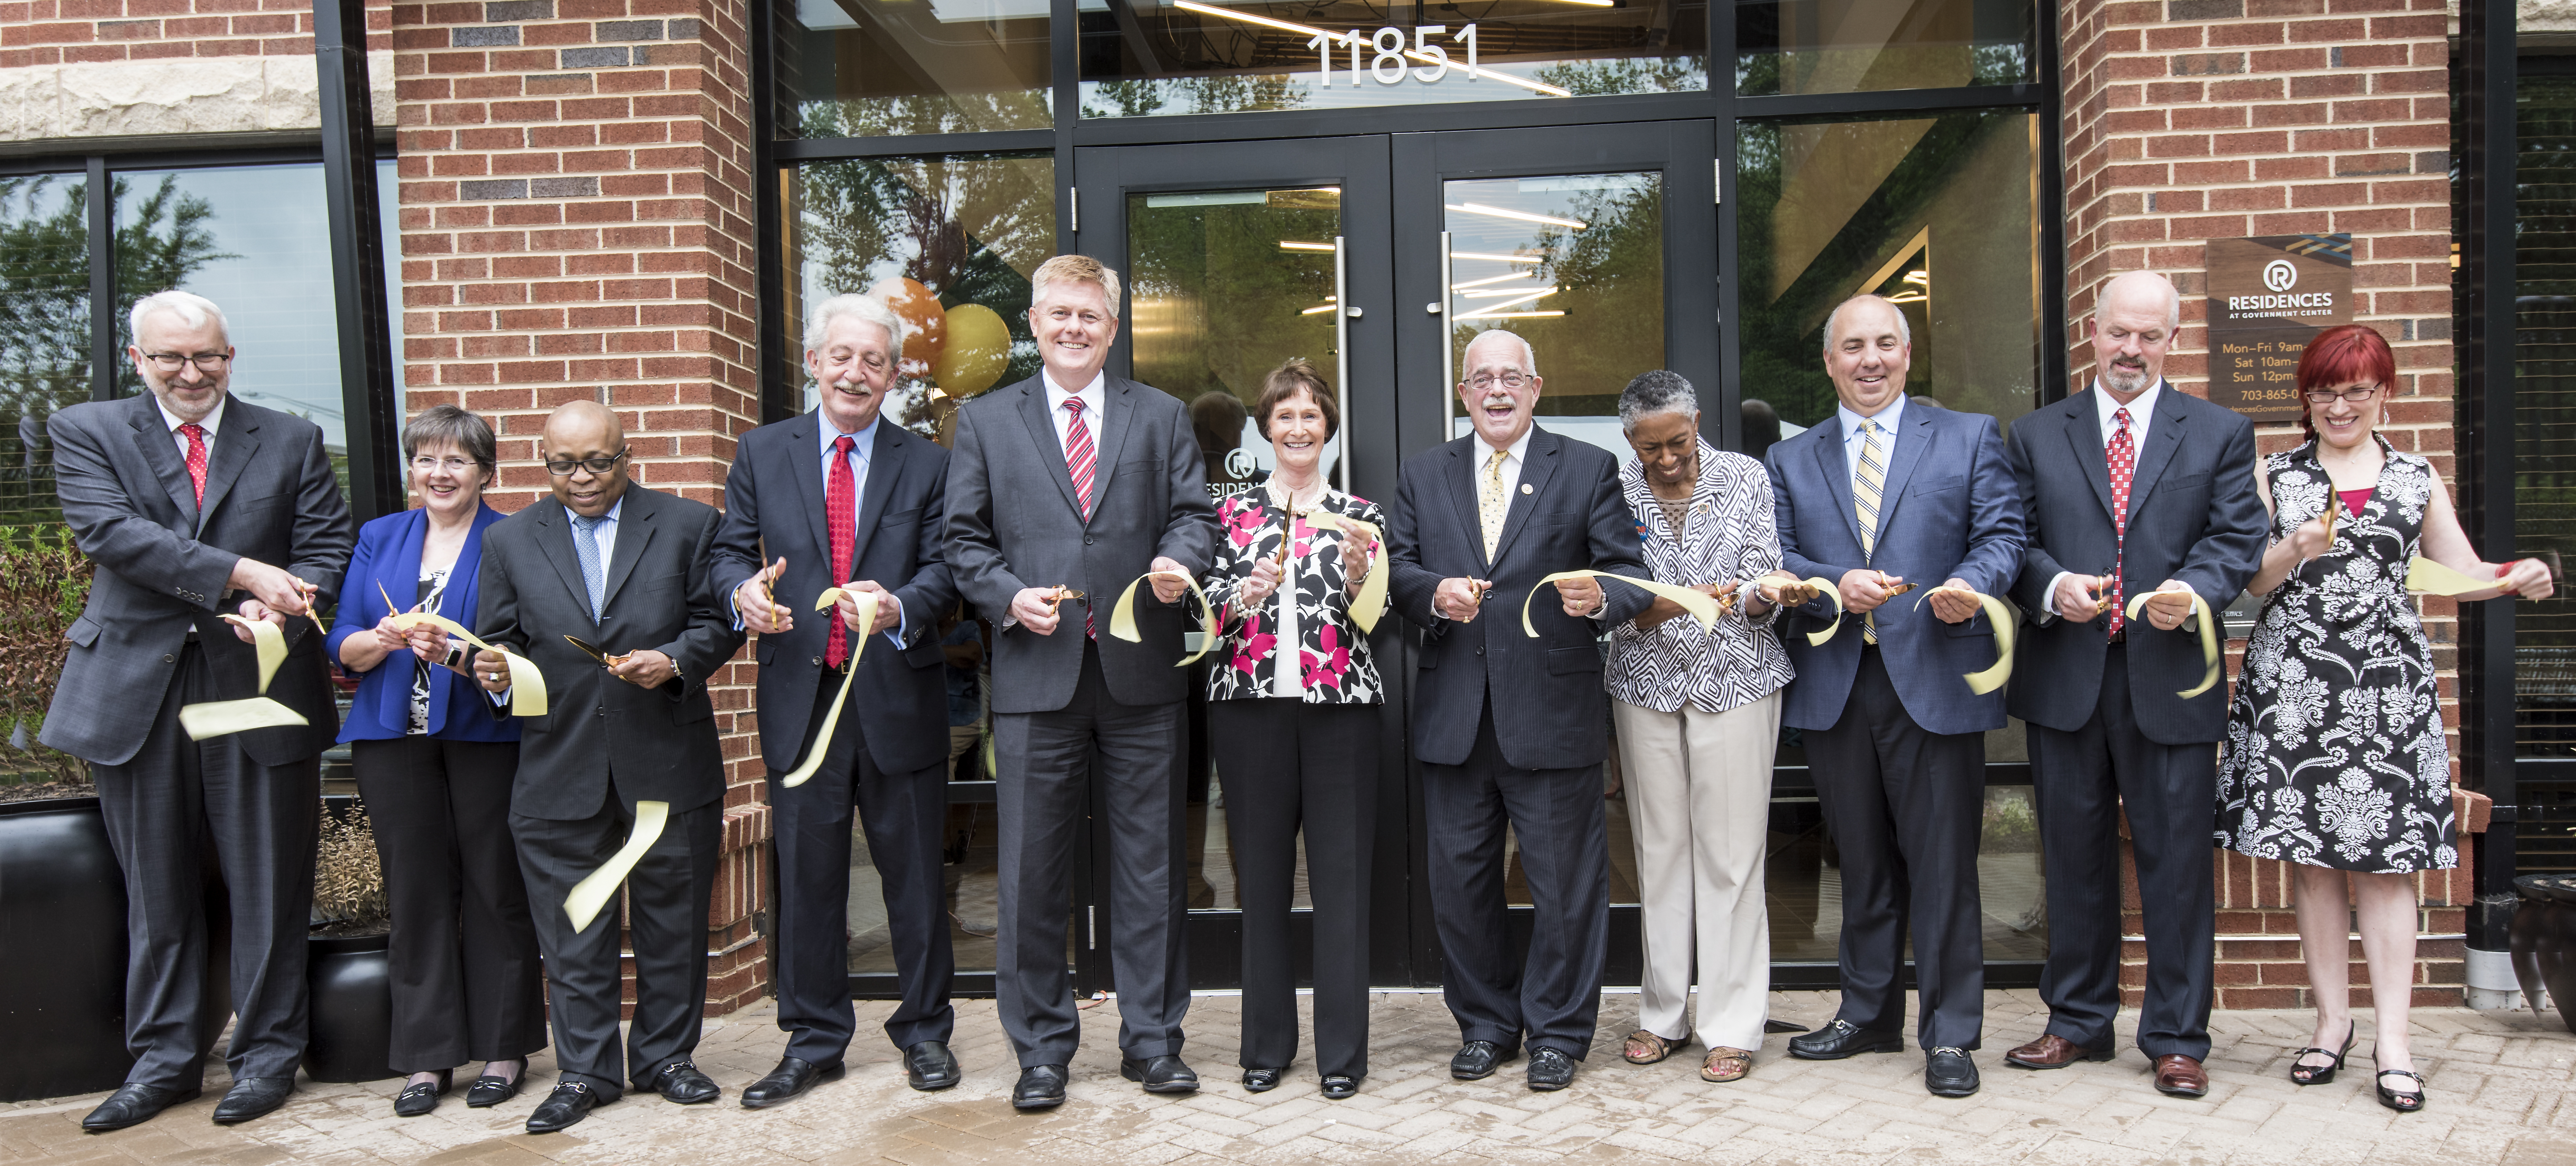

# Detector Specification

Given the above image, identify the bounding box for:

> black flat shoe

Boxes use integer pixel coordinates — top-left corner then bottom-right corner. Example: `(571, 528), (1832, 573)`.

(1241, 1067), (1283, 1093)
(393, 1069), (451, 1117)
(649, 1059), (720, 1105)
(466, 1058), (527, 1109)
(1788, 1019), (1904, 1060)
(81, 1083), (200, 1133)
(2374, 1056), (2426, 1113)
(1527, 1047), (1576, 1092)
(2289, 1021), (2355, 1086)
(526, 1082), (608, 1133)
(741, 1056), (843, 1108)
(905, 1040), (961, 1092)
(211, 1077), (294, 1125)
(1013, 1065), (1069, 1110)
(1319, 1074), (1359, 1100)
(1450, 1040), (1519, 1081)
(1120, 1054), (1200, 1094)
(1925, 1048), (1980, 1098)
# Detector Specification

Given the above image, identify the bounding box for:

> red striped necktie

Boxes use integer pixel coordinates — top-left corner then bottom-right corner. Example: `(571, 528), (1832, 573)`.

(1063, 397), (1097, 639)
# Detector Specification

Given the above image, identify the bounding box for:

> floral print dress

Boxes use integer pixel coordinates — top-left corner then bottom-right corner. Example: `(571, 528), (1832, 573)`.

(2216, 436), (2455, 873)
(1201, 488), (1386, 705)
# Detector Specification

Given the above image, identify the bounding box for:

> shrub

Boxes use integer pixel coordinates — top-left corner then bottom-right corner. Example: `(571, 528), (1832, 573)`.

(0, 525), (91, 787)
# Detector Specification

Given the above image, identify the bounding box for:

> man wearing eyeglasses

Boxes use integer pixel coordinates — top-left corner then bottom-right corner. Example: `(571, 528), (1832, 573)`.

(468, 399), (746, 1133)
(1999, 270), (2267, 1098)
(45, 290), (354, 1132)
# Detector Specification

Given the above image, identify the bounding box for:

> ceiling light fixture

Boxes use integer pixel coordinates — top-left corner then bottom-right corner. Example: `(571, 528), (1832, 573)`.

(1446, 202), (1588, 229)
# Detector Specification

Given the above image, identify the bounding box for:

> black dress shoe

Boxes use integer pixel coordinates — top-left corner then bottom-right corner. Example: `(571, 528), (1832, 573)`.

(81, 1083), (200, 1133)
(741, 1056), (843, 1108)
(1788, 1019), (1905, 1061)
(393, 1069), (452, 1117)
(1013, 1065), (1069, 1110)
(1120, 1054), (1200, 1094)
(1527, 1047), (1576, 1092)
(466, 1058), (528, 1109)
(1319, 1074), (1359, 1100)
(1450, 1040), (1520, 1081)
(649, 1060), (720, 1105)
(526, 1082), (609, 1133)
(1926, 1048), (1980, 1098)
(1241, 1067), (1283, 1092)
(211, 1077), (293, 1125)
(905, 1041), (961, 1092)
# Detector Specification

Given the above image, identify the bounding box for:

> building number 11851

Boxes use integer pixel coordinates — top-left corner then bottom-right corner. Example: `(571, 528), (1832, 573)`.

(1309, 25), (1479, 86)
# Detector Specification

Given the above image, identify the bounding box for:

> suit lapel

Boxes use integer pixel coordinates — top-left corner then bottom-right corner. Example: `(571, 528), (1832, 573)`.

(1016, 383), (1085, 519)
(1811, 424), (1864, 549)
(1445, 439), (1488, 570)
(192, 403), (260, 536)
(1488, 427), (1560, 568)
(126, 398), (198, 528)
(385, 508), (427, 616)
(786, 412), (831, 572)
(598, 486), (657, 614)
(2121, 388), (2189, 522)
(842, 422), (907, 575)
(1083, 378), (1139, 515)
(2061, 392), (2117, 522)
(1867, 406), (1931, 546)
(528, 502), (594, 622)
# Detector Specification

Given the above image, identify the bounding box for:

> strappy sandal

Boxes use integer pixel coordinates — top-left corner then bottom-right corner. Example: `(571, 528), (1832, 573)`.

(1622, 1030), (1677, 1065)
(1700, 1047), (1753, 1083)
(2289, 1020), (2354, 1085)
(2374, 1056), (2426, 1113)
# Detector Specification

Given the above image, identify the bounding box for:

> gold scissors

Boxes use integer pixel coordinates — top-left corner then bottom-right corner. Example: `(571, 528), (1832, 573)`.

(1046, 586), (1085, 617)
(563, 635), (633, 667)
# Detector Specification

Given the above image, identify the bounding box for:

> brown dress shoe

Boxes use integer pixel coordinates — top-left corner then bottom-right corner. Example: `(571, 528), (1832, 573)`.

(2004, 1035), (2115, 1070)
(2153, 1054), (2209, 1097)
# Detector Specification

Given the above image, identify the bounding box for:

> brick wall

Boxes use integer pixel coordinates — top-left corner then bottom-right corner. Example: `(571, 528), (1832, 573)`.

(392, 0), (771, 1013)
(0, 0), (392, 67)
(2060, 0), (2469, 1006)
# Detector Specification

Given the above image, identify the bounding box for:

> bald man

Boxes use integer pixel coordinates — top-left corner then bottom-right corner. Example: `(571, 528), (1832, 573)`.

(471, 401), (746, 1132)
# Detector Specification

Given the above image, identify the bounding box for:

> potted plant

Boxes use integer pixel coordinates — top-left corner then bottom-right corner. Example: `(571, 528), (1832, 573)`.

(304, 795), (397, 1083)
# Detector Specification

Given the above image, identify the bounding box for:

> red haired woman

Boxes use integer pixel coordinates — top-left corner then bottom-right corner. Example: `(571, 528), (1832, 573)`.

(2217, 324), (2552, 1113)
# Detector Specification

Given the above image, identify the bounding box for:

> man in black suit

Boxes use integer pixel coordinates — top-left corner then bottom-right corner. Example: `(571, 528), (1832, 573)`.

(471, 400), (746, 1132)
(1386, 329), (1652, 1092)
(48, 291), (353, 1132)
(2000, 271), (2267, 1097)
(712, 293), (960, 1105)
(946, 254), (1218, 1109)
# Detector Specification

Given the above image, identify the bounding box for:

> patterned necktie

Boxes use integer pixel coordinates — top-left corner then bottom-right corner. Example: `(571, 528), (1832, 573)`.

(1062, 398), (1098, 638)
(2106, 407), (2135, 639)
(1854, 418), (1885, 644)
(571, 513), (607, 620)
(1479, 447), (1508, 561)
(825, 434), (858, 669)
(178, 422), (208, 505)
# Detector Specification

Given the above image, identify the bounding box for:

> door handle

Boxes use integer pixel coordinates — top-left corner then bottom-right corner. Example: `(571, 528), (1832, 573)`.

(1438, 230), (1455, 438)
(1334, 234), (1352, 492)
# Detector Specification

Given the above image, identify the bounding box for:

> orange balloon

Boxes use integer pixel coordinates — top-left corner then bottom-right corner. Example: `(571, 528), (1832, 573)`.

(869, 277), (947, 376)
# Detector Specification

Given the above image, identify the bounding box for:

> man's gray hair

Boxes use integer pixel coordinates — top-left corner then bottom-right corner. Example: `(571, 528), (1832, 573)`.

(1821, 293), (1909, 356)
(1461, 328), (1538, 377)
(129, 289), (229, 345)
(1617, 370), (1698, 431)
(803, 292), (908, 357)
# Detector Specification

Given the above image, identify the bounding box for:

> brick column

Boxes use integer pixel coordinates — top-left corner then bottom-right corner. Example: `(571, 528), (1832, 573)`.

(2059, 0), (2468, 1008)
(392, 0), (770, 1013)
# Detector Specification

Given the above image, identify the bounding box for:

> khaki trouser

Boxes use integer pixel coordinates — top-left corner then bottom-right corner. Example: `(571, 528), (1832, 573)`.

(1613, 692), (1780, 1052)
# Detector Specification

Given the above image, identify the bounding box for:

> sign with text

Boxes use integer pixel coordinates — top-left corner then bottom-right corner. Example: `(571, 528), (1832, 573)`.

(2204, 234), (2353, 421)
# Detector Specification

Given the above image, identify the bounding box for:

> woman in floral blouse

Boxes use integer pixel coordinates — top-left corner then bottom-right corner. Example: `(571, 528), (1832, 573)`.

(1199, 359), (1386, 1100)
(2219, 324), (2551, 1113)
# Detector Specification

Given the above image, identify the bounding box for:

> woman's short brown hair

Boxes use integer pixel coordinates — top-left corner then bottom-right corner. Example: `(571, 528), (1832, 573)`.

(1253, 358), (1337, 440)
(401, 404), (498, 479)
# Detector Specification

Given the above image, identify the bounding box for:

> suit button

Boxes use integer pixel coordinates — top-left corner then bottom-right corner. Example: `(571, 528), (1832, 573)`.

(162, 654), (175, 664)
(812, 656), (824, 667)
(1475, 647), (1484, 656)
(1086, 537), (1096, 545)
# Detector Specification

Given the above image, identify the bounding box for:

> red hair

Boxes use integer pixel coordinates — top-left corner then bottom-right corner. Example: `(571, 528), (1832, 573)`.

(2293, 324), (2395, 440)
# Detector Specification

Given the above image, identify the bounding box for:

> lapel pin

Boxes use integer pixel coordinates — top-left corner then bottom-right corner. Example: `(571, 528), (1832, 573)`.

(1520, 483), (1533, 494)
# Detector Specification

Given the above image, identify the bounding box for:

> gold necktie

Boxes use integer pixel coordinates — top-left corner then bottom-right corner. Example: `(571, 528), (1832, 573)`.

(1855, 419), (1885, 644)
(1480, 447), (1509, 560)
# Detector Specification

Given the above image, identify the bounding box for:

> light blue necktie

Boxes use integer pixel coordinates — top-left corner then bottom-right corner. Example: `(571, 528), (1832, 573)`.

(571, 513), (607, 619)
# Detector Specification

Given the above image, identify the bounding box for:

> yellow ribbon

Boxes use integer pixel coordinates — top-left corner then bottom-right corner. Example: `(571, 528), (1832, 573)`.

(1767, 576), (1849, 646)
(386, 611), (549, 718)
(177, 615), (312, 739)
(1109, 571), (1220, 666)
(562, 799), (669, 933)
(778, 588), (879, 789)
(2407, 556), (2506, 596)
(1916, 587), (2018, 695)
(1520, 571), (1724, 638)
(2124, 589), (2222, 699)
(1300, 512), (1390, 635)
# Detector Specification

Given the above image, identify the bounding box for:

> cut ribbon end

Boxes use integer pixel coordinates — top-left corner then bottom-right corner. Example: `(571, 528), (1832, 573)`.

(388, 612), (549, 718)
(1110, 570), (1220, 666)
(562, 800), (670, 933)
(778, 589), (879, 788)
(2123, 589), (2221, 699)
(1915, 587), (2018, 695)
(1521, 572), (1723, 638)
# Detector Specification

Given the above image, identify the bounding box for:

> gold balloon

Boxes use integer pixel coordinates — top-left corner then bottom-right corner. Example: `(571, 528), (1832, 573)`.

(868, 277), (947, 376)
(934, 303), (1011, 399)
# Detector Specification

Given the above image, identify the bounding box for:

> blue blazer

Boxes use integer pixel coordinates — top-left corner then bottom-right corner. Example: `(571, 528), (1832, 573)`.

(325, 505), (518, 743)
(1766, 404), (2025, 736)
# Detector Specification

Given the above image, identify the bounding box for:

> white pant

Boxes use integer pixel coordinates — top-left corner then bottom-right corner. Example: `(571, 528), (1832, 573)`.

(1613, 693), (1780, 1051)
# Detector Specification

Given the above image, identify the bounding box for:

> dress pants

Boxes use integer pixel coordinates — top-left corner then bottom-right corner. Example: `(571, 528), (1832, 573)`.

(1613, 692), (1780, 1053)
(92, 643), (319, 1090)
(1803, 646), (1986, 1050)
(1421, 698), (1610, 1060)
(2027, 640), (2216, 1060)
(351, 735), (546, 1072)
(771, 673), (956, 1063)
(512, 788), (720, 1098)
(1208, 698), (1377, 1079)
(992, 639), (1189, 1067)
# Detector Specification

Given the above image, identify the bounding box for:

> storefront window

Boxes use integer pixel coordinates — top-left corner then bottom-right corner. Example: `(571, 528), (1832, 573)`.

(1735, 0), (2036, 97)
(1079, 0), (1707, 118)
(777, 0), (1054, 137)
(0, 174), (88, 531)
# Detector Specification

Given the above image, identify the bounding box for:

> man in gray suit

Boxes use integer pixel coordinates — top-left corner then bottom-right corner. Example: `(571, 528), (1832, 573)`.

(470, 400), (746, 1133)
(46, 290), (354, 1132)
(945, 254), (1218, 1110)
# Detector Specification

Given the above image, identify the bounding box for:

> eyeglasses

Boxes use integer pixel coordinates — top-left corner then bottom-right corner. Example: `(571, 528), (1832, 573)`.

(543, 448), (629, 476)
(2302, 384), (2383, 405)
(409, 456), (480, 474)
(1465, 373), (1530, 392)
(141, 352), (231, 373)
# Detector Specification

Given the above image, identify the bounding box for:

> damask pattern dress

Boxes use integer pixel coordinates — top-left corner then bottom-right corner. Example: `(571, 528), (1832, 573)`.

(2215, 436), (2457, 874)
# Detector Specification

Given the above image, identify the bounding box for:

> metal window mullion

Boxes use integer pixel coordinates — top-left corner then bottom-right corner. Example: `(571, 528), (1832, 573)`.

(87, 155), (115, 402)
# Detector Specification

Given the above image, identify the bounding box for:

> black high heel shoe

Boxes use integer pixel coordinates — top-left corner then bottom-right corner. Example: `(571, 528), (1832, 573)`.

(467, 1057), (528, 1109)
(2288, 1021), (2355, 1086)
(394, 1069), (451, 1117)
(2373, 1055), (2426, 1113)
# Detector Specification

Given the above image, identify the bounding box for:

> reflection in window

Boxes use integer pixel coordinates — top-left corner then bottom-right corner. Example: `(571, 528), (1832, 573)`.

(1078, 0), (1706, 118)
(0, 175), (89, 530)
(1735, 110), (2037, 432)
(777, 0), (1053, 137)
(1764, 784), (2045, 963)
(1735, 0), (2034, 97)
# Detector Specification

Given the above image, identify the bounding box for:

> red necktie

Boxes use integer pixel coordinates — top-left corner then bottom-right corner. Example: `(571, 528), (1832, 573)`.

(2106, 407), (2134, 639)
(1063, 399), (1097, 638)
(825, 434), (856, 669)
(179, 422), (208, 505)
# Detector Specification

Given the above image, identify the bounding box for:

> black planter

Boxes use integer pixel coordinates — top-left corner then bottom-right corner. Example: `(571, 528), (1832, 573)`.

(303, 931), (398, 1083)
(0, 795), (133, 1102)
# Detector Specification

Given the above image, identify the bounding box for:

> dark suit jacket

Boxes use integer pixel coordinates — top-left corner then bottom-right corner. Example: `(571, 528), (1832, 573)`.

(1387, 426), (1652, 771)
(944, 374), (1218, 714)
(324, 504), (518, 743)
(475, 484), (746, 820)
(42, 392), (353, 766)
(1766, 403), (2024, 737)
(711, 413), (956, 775)
(2006, 383), (2266, 744)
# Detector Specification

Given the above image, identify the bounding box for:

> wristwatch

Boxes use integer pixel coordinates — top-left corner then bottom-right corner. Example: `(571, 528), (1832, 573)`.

(441, 640), (468, 669)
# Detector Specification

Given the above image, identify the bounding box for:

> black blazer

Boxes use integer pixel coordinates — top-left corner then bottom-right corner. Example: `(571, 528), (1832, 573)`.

(711, 413), (957, 775)
(1387, 426), (1652, 771)
(2006, 384), (2267, 744)
(43, 392), (353, 767)
(475, 484), (747, 820)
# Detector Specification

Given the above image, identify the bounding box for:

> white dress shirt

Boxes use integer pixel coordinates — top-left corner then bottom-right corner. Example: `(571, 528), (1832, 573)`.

(2044, 379), (2194, 620)
(1834, 392), (1906, 484)
(157, 393), (227, 460)
(1043, 368), (1108, 451)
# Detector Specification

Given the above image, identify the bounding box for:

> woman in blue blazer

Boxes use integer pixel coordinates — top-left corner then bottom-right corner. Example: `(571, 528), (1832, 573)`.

(325, 406), (542, 1117)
